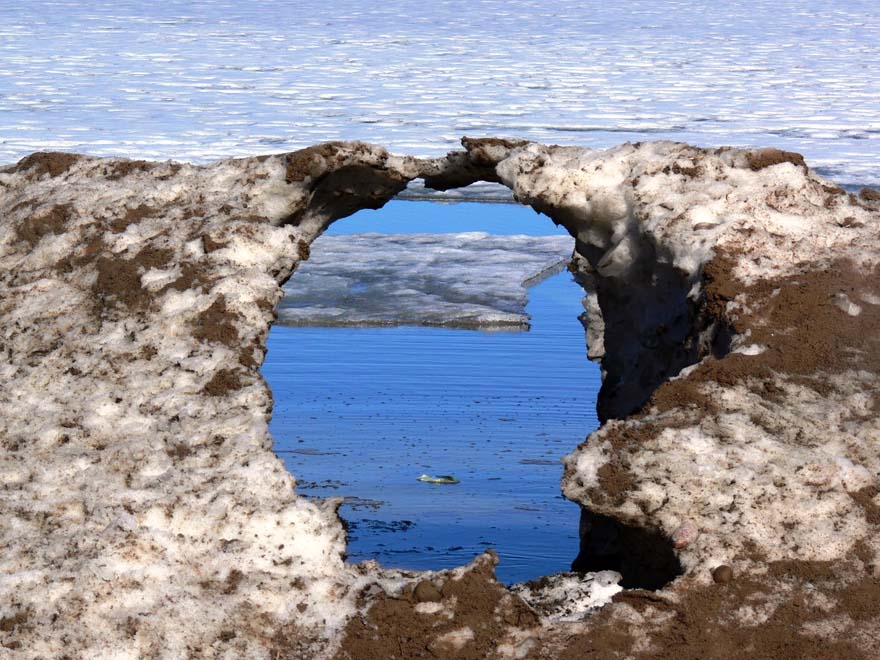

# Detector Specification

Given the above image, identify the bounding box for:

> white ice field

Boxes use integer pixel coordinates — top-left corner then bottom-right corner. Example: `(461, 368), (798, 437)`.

(1, 1), (879, 189)
(276, 232), (574, 328)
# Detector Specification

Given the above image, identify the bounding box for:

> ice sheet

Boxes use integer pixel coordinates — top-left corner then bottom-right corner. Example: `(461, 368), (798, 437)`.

(1, 1), (879, 187)
(277, 233), (574, 328)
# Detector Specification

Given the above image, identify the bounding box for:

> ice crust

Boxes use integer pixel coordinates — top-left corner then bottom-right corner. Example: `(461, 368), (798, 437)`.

(277, 232), (573, 328)
(1, 139), (879, 656)
(1, 2), (880, 189)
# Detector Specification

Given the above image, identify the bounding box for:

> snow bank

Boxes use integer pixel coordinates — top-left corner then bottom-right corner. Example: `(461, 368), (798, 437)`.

(1, 139), (879, 657)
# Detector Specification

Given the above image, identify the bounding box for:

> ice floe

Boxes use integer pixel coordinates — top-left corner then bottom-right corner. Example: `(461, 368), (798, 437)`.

(277, 232), (573, 328)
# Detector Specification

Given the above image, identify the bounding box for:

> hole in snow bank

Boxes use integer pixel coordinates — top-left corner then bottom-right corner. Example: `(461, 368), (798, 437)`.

(263, 200), (601, 583)
(571, 510), (682, 590)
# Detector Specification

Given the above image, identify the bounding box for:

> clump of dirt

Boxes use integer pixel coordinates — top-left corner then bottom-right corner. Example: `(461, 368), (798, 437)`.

(746, 148), (807, 171)
(92, 257), (149, 310)
(161, 261), (216, 294)
(560, 555), (877, 659)
(461, 136), (529, 166)
(3, 152), (82, 178)
(165, 443), (193, 461)
(296, 239), (310, 261)
(595, 463), (635, 504)
(14, 204), (73, 247)
(663, 162), (702, 178)
(860, 187), (880, 202)
(335, 553), (536, 660)
(285, 143), (347, 182)
(91, 245), (174, 310)
(203, 233), (228, 253)
(191, 295), (241, 346)
(103, 160), (180, 181)
(203, 369), (244, 396)
(850, 486), (880, 525)
(110, 204), (159, 233)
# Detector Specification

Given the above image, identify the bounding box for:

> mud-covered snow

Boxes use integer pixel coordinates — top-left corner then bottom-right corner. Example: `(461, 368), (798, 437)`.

(1, 139), (879, 657)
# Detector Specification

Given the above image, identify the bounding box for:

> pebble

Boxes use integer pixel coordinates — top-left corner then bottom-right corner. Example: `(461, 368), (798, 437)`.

(413, 580), (443, 603)
(712, 565), (734, 584)
(671, 520), (699, 549)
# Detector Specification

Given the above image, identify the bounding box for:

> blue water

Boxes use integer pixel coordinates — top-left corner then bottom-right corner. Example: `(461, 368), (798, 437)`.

(322, 199), (569, 236)
(263, 201), (601, 583)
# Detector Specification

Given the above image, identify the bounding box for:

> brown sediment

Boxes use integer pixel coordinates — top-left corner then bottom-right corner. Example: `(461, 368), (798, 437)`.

(460, 136), (529, 166)
(296, 239), (311, 261)
(561, 565), (875, 660)
(102, 160), (180, 181)
(663, 162), (702, 178)
(191, 295), (241, 346)
(2, 152), (83, 179)
(92, 256), (149, 310)
(202, 233), (228, 253)
(91, 244), (176, 310)
(335, 554), (537, 660)
(746, 148), (807, 172)
(203, 369), (244, 396)
(14, 204), (72, 247)
(859, 187), (880, 202)
(595, 462), (635, 505)
(161, 261), (216, 293)
(587, 253), (880, 508)
(110, 204), (159, 233)
(285, 143), (348, 182)
(642, 255), (880, 419)
(849, 486), (880, 525)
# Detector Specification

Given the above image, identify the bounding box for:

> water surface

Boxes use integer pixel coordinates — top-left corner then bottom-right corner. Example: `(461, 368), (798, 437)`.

(263, 201), (602, 583)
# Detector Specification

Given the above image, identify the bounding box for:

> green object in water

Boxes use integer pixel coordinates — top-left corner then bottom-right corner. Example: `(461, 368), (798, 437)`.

(417, 474), (460, 485)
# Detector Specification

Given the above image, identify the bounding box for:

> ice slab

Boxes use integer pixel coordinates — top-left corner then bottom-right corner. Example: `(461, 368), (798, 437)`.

(277, 233), (574, 329)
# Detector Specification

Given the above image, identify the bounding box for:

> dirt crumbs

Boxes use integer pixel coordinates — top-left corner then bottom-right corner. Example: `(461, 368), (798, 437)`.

(191, 295), (241, 346)
(334, 553), (537, 660)
(14, 204), (73, 247)
(560, 559), (878, 660)
(745, 148), (807, 172)
(202, 369), (244, 396)
(110, 204), (159, 233)
(285, 143), (347, 182)
(2, 152), (83, 179)
(92, 246), (173, 311)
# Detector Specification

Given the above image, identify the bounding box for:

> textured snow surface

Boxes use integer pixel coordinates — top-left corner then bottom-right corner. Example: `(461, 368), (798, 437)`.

(1, 139), (879, 656)
(511, 571), (623, 623)
(1, 1), (880, 188)
(277, 232), (573, 328)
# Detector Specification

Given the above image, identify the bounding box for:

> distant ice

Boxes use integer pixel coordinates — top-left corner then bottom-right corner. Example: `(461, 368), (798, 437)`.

(1, 1), (879, 188)
(277, 233), (574, 328)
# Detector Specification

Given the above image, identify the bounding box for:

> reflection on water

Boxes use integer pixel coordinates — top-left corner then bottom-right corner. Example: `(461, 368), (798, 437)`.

(262, 201), (602, 583)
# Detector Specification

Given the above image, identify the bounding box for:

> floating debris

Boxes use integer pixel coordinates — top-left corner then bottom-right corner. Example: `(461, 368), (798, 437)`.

(417, 474), (460, 485)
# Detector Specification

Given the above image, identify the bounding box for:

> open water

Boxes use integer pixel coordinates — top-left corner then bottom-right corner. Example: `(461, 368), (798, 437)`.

(263, 201), (601, 583)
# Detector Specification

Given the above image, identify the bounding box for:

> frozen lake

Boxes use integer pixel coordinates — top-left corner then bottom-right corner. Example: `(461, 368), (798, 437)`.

(1, 1), (879, 187)
(263, 201), (600, 583)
